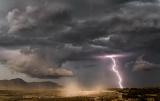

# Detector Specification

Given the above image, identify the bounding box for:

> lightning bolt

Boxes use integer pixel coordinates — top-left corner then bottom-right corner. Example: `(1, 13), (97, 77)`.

(105, 56), (123, 89)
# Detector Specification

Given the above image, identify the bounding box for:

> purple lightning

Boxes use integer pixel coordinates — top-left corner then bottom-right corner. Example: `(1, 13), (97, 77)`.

(105, 55), (123, 89)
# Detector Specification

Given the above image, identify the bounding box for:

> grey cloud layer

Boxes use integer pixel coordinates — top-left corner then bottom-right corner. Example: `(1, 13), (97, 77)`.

(0, 49), (74, 79)
(133, 55), (160, 71)
(0, 0), (160, 78)
(6, 4), (71, 33)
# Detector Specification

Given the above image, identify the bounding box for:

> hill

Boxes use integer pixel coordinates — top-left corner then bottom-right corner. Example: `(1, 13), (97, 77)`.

(0, 78), (62, 90)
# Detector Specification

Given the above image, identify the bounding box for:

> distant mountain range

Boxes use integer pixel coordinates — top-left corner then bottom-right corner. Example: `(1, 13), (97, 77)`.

(0, 78), (62, 90)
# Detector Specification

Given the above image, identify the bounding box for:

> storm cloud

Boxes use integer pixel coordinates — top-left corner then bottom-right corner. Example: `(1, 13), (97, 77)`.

(133, 55), (160, 71)
(0, 48), (74, 79)
(6, 3), (71, 33)
(0, 0), (160, 81)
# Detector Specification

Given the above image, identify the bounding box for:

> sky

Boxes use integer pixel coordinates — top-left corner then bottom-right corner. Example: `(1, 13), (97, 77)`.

(0, 0), (160, 88)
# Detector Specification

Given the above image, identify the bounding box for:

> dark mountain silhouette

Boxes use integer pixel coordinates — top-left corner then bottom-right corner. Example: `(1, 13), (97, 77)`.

(0, 78), (62, 90)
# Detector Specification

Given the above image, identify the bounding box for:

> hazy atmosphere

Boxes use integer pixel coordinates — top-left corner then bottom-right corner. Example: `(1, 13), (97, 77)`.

(0, 0), (160, 88)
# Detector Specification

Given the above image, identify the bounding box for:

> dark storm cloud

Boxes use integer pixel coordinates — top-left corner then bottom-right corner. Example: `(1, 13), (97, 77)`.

(132, 55), (160, 71)
(0, 47), (76, 79)
(7, 53), (74, 79)
(6, 3), (71, 33)
(52, 20), (109, 45)
(90, 1), (160, 52)
(0, 0), (160, 79)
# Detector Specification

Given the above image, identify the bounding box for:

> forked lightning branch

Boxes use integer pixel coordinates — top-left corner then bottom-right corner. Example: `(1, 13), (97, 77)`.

(105, 55), (123, 89)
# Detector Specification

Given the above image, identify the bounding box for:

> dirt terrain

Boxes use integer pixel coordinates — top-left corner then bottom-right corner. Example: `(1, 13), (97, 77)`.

(0, 88), (160, 101)
(0, 90), (120, 101)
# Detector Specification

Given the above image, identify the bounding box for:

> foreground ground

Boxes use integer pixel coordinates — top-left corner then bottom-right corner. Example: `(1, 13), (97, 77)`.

(0, 88), (160, 101)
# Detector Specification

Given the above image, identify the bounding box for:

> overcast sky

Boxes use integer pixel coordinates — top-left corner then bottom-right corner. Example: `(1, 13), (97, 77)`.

(0, 0), (160, 88)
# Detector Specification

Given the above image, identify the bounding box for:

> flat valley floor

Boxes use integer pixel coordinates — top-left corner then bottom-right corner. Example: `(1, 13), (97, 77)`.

(0, 88), (160, 101)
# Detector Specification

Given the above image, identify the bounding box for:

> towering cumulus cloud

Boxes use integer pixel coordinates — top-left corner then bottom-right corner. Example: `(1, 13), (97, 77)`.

(1, 2), (74, 79)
